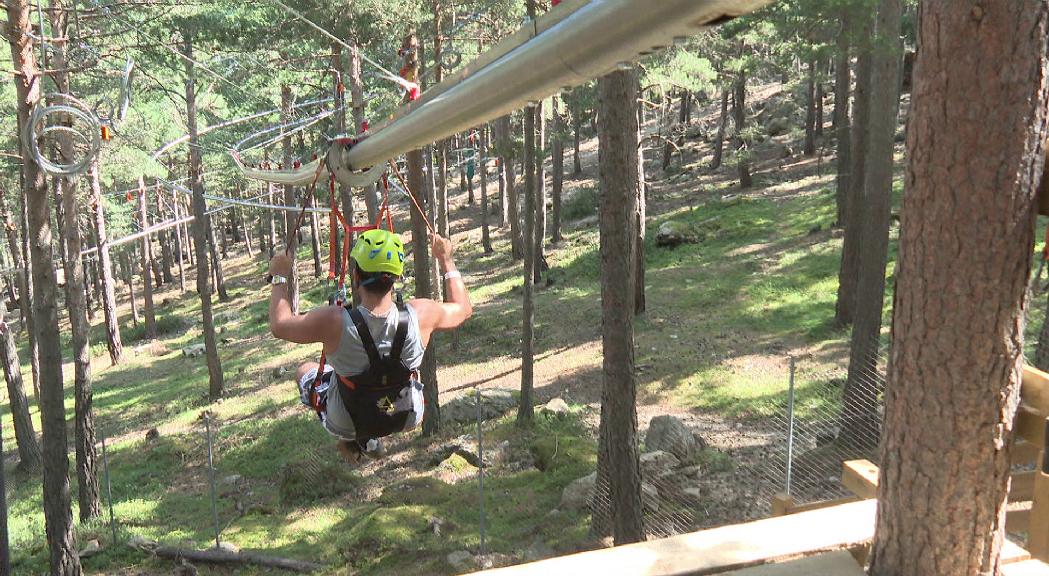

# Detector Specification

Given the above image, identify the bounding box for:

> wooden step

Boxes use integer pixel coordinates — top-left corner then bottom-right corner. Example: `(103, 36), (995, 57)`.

(721, 551), (863, 575)
(466, 500), (877, 575)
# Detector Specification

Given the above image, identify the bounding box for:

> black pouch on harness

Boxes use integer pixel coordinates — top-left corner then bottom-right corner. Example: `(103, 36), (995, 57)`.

(337, 302), (422, 441)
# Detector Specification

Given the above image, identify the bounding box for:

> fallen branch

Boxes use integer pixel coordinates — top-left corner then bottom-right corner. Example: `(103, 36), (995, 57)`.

(135, 542), (323, 573)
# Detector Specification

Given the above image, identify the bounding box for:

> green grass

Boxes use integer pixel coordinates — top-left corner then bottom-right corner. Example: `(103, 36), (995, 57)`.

(4, 132), (916, 574)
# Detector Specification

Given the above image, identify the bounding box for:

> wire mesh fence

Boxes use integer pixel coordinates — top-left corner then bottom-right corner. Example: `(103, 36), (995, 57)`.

(578, 342), (890, 541)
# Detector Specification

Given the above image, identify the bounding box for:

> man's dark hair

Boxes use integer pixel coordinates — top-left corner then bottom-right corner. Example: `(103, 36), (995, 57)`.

(356, 267), (397, 296)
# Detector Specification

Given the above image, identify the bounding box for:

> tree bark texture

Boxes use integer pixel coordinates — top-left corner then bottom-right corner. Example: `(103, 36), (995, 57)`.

(710, 86), (729, 170)
(137, 181), (157, 339)
(594, 68), (645, 545)
(185, 36), (225, 401)
(552, 97), (565, 244)
(207, 217), (229, 302)
(840, 0), (901, 451)
(519, 104), (537, 425)
(499, 116), (522, 260)
(49, 0), (100, 521)
(731, 69), (752, 189)
(836, 15), (874, 327)
(5, 0), (82, 571)
(280, 84), (300, 314)
(868, 3), (1049, 574)
(804, 59), (817, 156)
(534, 98), (547, 283)
(89, 160), (123, 364)
(833, 12), (852, 227)
(0, 297), (40, 471)
(480, 125), (493, 254)
(402, 33), (440, 435)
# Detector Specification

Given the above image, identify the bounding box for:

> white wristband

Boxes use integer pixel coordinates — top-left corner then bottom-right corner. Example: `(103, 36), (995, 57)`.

(444, 271), (462, 281)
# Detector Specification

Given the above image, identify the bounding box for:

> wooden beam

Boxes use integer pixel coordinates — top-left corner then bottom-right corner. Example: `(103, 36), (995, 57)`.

(842, 460), (879, 499)
(1009, 507), (1032, 532)
(720, 551), (864, 575)
(1014, 470), (1037, 503)
(1015, 406), (1046, 447)
(1016, 440), (1043, 467)
(465, 500), (878, 576)
(1004, 560), (1049, 576)
(1028, 465), (1049, 562)
(1023, 366), (1049, 416)
(771, 493), (795, 517)
(1005, 540), (1034, 564)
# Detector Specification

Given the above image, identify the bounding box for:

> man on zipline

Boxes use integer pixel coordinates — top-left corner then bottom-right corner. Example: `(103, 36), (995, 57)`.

(268, 230), (472, 463)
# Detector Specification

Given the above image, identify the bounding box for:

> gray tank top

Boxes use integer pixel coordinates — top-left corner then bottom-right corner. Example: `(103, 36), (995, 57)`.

(323, 303), (425, 439)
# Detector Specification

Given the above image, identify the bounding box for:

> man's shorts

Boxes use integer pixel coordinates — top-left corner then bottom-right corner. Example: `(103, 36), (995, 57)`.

(296, 365), (358, 440)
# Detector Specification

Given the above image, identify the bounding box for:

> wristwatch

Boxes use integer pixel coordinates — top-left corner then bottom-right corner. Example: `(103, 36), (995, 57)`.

(267, 274), (288, 285)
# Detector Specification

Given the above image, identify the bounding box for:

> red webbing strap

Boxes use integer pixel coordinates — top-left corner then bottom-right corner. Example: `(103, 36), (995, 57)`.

(309, 353), (327, 419)
(327, 174), (338, 281)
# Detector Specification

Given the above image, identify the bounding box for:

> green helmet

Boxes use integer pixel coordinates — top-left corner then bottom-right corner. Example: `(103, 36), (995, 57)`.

(351, 229), (406, 276)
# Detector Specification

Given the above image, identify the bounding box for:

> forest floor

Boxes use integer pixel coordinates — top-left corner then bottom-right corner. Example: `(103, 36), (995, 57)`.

(6, 83), (1040, 575)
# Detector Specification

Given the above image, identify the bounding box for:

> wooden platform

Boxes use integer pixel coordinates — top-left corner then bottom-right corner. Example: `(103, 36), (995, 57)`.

(720, 551), (863, 575)
(468, 500), (876, 575)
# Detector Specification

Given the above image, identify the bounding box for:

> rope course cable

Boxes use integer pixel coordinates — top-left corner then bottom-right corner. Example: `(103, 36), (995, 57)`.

(266, 0), (419, 96)
(23, 92), (103, 176)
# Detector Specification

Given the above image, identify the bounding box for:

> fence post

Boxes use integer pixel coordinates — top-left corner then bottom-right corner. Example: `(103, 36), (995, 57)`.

(100, 431), (118, 545)
(205, 413), (221, 548)
(476, 388), (487, 556)
(786, 355), (796, 497)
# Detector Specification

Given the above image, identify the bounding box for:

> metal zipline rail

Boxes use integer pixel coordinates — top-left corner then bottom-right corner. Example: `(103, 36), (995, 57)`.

(344, 0), (771, 169)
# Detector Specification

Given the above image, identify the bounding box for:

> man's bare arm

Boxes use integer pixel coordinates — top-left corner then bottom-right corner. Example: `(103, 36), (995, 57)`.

(268, 254), (342, 350)
(413, 235), (472, 341)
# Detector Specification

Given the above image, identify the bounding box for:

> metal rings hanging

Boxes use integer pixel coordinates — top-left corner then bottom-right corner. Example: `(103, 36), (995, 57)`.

(22, 93), (103, 176)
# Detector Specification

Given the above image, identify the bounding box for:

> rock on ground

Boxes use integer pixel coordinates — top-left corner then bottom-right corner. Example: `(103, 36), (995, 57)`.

(640, 450), (680, 476)
(182, 344), (206, 358)
(441, 389), (518, 425)
(645, 415), (704, 460)
(447, 550), (475, 572)
(560, 472), (597, 511)
(542, 397), (570, 414)
(655, 221), (697, 248)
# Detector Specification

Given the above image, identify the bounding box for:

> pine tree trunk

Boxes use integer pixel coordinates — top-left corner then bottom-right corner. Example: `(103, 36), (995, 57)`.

(208, 216), (229, 302)
(804, 59), (817, 156)
(836, 16), (874, 327)
(480, 125), (493, 254)
(18, 185), (39, 401)
(309, 211), (322, 277)
(833, 12), (852, 228)
(839, 0), (901, 451)
(594, 67), (645, 545)
(171, 188), (186, 293)
(138, 181), (157, 339)
(5, 1), (82, 571)
(572, 94), (583, 175)
(437, 142), (450, 237)
(519, 103), (537, 425)
(552, 97), (565, 244)
(184, 36), (224, 401)
(49, 1), (100, 520)
(346, 41), (379, 222)
(125, 251), (139, 326)
(401, 33), (440, 436)
(0, 297), (40, 471)
(635, 99), (647, 316)
(731, 69), (752, 189)
(498, 159), (508, 227)
(157, 194), (174, 285)
(869, 2), (1049, 573)
(280, 85), (300, 313)
(815, 62), (825, 140)
(89, 160), (123, 365)
(710, 86), (729, 170)
(501, 116), (522, 260)
(534, 98), (547, 283)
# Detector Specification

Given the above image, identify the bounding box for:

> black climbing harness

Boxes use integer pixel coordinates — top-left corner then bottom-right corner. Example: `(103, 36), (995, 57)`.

(307, 298), (422, 446)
